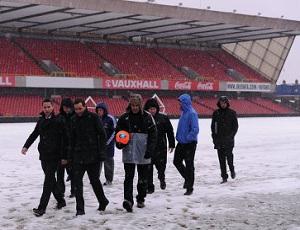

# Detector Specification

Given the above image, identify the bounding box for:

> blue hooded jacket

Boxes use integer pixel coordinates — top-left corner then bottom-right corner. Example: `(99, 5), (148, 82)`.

(96, 102), (117, 157)
(176, 94), (199, 144)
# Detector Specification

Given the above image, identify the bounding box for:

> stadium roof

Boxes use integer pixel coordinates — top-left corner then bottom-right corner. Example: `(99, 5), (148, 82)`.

(1, 0), (300, 45)
(1, 0), (300, 83)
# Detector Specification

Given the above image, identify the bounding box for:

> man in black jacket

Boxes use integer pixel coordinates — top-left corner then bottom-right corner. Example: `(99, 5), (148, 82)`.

(211, 96), (239, 184)
(144, 98), (175, 193)
(21, 98), (68, 217)
(69, 98), (109, 216)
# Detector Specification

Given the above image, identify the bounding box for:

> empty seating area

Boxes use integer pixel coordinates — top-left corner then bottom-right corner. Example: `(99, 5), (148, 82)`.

(0, 95), (43, 116)
(0, 37), (45, 76)
(209, 51), (267, 82)
(15, 38), (108, 78)
(195, 97), (292, 115)
(247, 97), (297, 114)
(90, 43), (187, 80)
(154, 47), (234, 82)
(229, 98), (274, 115)
(0, 36), (269, 83)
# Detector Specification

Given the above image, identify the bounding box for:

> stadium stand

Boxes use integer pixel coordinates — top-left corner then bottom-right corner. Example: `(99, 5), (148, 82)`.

(209, 51), (267, 83)
(0, 37), (45, 76)
(247, 97), (297, 114)
(154, 47), (234, 82)
(89, 43), (187, 80)
(1, 92), (297, 118)
(14, 38), (108, 78)
(0, 94), (43, 116)
(0, 0), (300, 123)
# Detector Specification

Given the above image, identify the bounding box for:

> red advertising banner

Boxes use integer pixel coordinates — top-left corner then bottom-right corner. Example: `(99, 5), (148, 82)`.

(103, 79), (160, 90)
(0, 76), (15, 87)
(169, 80), (219, 91)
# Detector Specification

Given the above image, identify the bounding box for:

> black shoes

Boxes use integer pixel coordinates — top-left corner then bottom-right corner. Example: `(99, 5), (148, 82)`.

(220, 171), (236, 184)
(123, 200), (133, 213)
(103, 181), (112, 186)
(33, 208), (45, 217)
(98, 199), (109, 211)
(147, 184), (155, 194)
(76, 210), (85, 216)
(231, 171), (236, 179)
(147, 189), (154, 194)
(56, 200), (66, 209)
(220, 178), (228, 184)
(160, 180), (166, 190)
(184, 190), (193, 196)
(69, 193), (75, 198)
(137, 202), (145, 208)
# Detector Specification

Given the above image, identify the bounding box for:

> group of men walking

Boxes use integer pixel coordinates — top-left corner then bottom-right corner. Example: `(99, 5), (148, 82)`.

(21, 93), (238, 216)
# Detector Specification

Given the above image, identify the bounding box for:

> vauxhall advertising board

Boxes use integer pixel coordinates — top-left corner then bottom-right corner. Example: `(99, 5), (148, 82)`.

(0, 76), (15, 87)
(102, 78), (219, 91)
(103, 79), (160, 90)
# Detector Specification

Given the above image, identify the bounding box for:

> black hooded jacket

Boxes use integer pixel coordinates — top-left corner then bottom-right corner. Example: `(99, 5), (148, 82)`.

(144, 98), (175, 162)
(211, 97), (239, 149)
(58, 98), (76, 132)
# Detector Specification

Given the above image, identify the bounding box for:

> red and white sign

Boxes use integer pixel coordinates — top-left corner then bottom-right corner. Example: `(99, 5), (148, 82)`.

(0, 76), (15, 87)
(169, 80), (218, 91)
(103, 79), (160, 90)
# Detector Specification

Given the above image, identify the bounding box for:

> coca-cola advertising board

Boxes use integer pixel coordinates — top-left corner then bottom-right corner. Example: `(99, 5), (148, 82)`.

(0, 76), (15, 87)
(169, 80), (218, 91)
(103, 79), (160, 90)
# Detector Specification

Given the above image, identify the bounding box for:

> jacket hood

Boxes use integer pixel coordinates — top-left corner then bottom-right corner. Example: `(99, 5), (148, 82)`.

(144, 98), (159, 114)
(178, 94), (192, 112)
(59, 98), (74, 114)
(217, 96), (230, 108)
(96, 101), (108, 116)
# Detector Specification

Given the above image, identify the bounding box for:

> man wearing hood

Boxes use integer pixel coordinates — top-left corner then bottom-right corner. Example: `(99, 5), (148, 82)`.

(57, 98), (76, 198)
(144, 98), (175, 194)
(174, 94), (199, 196)
(115, 94), (157, 212)
(211, 96), (239, 184)
(21, 98), (69, 216)
(96, 101), (117, 186)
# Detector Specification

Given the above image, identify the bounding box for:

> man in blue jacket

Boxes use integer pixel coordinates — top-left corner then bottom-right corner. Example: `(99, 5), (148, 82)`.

(96, 101), (117, 186)
(173, 94), (199, 195)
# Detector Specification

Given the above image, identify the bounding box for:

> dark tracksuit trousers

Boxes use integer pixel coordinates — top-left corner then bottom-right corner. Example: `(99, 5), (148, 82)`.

(217, 147), (234, 180)
(124, 163), (148, 205)
(147, 156), (166, 191)
(173, 141), (197, 192)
